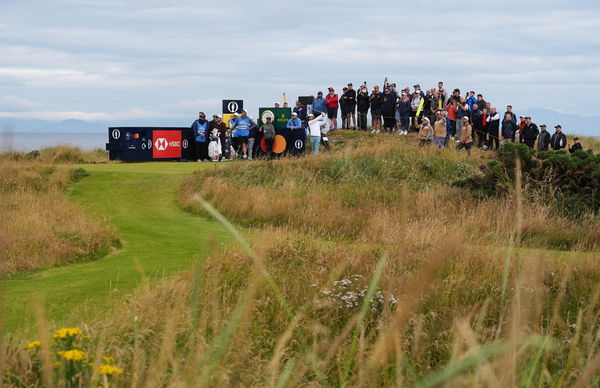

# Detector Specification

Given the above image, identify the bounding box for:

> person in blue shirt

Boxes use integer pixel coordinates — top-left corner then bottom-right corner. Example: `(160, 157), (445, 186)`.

(191, 112), (209, 161)
(287, 112), (303, 132)
(312, 91), (327, 115)
(230, 109), (256, 159)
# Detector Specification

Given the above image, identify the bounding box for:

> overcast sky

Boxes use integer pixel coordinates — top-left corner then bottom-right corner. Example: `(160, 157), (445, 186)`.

(1, 0), (599, 125)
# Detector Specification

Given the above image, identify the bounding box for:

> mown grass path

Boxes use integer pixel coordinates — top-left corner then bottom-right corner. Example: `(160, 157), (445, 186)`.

(2, 162), (226, 334)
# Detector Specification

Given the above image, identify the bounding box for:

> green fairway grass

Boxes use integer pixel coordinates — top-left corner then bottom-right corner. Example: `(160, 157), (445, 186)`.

(1, 162), (228, 335)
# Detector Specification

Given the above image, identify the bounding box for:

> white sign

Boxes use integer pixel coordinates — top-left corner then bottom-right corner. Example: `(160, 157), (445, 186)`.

(182, 139), (189, 149)
(227, 101), (239, 113)
(111, 129), (121, 139)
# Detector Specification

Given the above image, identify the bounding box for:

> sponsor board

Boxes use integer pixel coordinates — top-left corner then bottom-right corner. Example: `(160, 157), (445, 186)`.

(152, 130), (182, 159)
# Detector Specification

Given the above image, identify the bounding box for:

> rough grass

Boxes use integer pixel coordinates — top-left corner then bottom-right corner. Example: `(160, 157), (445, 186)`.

(0, 145), (109, 164)
(0, 160), (118, 275)
(4, 132), (600, 386)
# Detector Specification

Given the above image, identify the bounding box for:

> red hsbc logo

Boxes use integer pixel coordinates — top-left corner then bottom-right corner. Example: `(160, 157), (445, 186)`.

(152, 130), (182, 159)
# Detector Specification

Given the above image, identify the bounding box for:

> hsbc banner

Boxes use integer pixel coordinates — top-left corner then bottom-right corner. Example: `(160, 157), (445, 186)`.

(106, 127), (194, 161)
(152, 130), (182, 159)
(222, 99), (243, 114)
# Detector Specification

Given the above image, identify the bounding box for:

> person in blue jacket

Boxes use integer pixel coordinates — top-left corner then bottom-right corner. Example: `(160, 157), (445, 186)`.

(287, 112), (303, 132)
(191, 112), (209, 161)
(230, 109), (256, 159)
(312, 91), (327, 115)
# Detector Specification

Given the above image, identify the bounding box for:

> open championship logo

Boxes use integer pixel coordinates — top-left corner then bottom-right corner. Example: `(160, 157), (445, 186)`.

(155, 138), (168, 151)
(227, 101), (239, 113)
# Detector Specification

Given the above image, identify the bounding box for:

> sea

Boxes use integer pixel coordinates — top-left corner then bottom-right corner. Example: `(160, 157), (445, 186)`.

(0, 132), (108, 152)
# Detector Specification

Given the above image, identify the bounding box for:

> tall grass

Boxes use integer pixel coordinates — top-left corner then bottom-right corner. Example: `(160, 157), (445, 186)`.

(0, 145), (108, 164)
(4, 132), (600, 386)
(0, 160), (118, 275)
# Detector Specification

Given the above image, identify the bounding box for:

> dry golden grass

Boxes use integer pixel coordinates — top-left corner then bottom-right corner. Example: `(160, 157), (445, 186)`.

(4, 133), (600, 386)
(0, 160), (118, 275)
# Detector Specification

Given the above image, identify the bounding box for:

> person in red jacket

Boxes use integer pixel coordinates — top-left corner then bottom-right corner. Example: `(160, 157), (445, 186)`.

(325, 87), (339, 130)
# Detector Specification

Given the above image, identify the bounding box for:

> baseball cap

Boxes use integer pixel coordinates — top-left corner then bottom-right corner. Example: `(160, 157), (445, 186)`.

(462, 116), (469, 121)
(292, 112), (298, 116)
(233, 112), (239, 116)
(241, 109), (247, 113)
(328, 87), (334, 90)
(317, 91), (323, 94)
(555, 124), (562, 128)
(307, 113), (314, 117)
(347, 82), (353, 86)
(414, 84), (420, 88)
(198, 112), (206, 117)
(540, 124), (547, 128)
(574, 137), (580, 140)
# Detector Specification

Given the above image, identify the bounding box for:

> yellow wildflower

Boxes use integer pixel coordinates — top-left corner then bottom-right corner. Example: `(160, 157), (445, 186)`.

(53, 327), (82, 339)
(25, 340), (42, 350)
(58, 349), (87, 361)
(97, 364), (123, 376)
(102, 356), (114, 364)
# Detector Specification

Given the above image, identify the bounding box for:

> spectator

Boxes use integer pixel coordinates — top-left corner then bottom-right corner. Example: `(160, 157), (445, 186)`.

(433, 111), (447, 147)
(325, 87), (339, 130)
(456, 98), (470, 141)
(456, 117), (473, 155)
(356, 84), (370, 130)
(413, 84), (425, 98)
(501, 113), (518, 144)
(550, 125), (567, 150)
(438, 81), (448, 107)
(518, 115), (527, 143)
(537, 124), (551, 151)
(569, 137), (583, 154)
(522, 117), (539, 149)
(191, 111), (210, 162)
(230, 109), (256, 159)
(340, 87), (348, 128)
(382, 86), (397, 133)
(370, 85), (383, 134)
(445, 98), (458, 138)
(274, 102), (281, 108)
(504, 105), (517, 123)
(466, 91), (477, 111)
(307, 113), (326, 153)
(476, 94), (487, 112)
(415, 117), (433, 146)
(410, 90), (423, 130)
(260, 116), (276, 159)
(471, 103), (483, 146)
(287, 112), (303, 133)
(487, 107), (501, 150)
(479, 108), (489, 148)
(397, 93), (411, 135)
(293, 101), (307, 127)
(342, 83), (357, 129)
(313, 91), (327, 115)
(209, 114), (228, 161)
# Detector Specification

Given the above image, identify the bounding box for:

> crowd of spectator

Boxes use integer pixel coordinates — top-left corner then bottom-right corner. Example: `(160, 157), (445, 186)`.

(191, 80), (585, 161)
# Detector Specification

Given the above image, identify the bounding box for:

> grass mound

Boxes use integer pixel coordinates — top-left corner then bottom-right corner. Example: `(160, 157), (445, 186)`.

(0, 161), (118, 275)
(0, 145), (108, 164)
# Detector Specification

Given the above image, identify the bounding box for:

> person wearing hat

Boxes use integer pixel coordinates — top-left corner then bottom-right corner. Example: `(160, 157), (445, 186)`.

(356, 83), (370, 130)
(569, 137), (583, 154)
(486, 106), (501, 150)
(260, 116), (276, 159)
(306, 112), (326, 153)
(191, 112), (210, 161)
(209, 114), (228, 161)
(410, 90), (423, 130)
(551, 125), (567, 150)
(325, 87), (339, 130)
(230, 109), (257, 159)
(286, 112), (303, 133)
(342, 83), (357, 130)
(415, 116), (433, 146)
(456, 116), (473, 155)
(522, 117), (539, 149)
(313, 91), (327, 116)
(339, 87), (348, 128)
(517, 115), (527, 143)
(537, 124), (551, 151)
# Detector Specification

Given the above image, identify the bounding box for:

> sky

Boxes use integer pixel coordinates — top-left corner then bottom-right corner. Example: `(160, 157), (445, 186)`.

(1, 0), (600, 127)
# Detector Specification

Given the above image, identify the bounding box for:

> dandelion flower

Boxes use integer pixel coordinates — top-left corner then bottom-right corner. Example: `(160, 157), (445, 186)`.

(25, 341), (42, 350)
(53, 328), (83, 339)
(97, 364), (123, 376)
(58, 349), (87, 361)
(102, 356), (115, 364)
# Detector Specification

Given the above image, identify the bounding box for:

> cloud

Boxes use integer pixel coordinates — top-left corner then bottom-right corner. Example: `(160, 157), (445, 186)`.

(1, 0), (599, 121)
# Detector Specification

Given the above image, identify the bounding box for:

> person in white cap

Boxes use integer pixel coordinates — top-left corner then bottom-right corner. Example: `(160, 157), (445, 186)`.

(230, 109), (257, 159)
(306, 112), (326, 153)
(286, 112), (303, 132)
